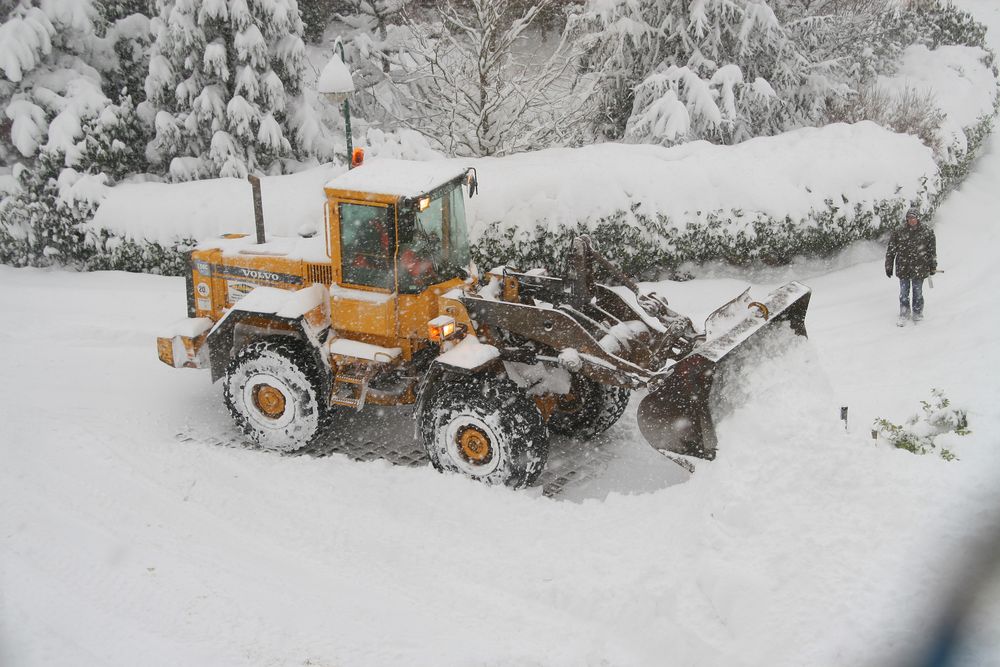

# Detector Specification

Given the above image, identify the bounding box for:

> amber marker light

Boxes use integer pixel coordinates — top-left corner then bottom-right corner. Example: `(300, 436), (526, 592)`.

(428, 315), (457, 341)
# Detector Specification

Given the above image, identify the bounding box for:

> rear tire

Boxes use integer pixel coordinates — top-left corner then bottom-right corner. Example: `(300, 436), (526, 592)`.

(223, 338), (328, 453)
(548, 375), (630, 440)
(420, 375), (548, 489)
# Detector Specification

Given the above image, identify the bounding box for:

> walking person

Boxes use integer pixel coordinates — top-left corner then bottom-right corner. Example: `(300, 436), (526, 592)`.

(885, 208), (937, 326)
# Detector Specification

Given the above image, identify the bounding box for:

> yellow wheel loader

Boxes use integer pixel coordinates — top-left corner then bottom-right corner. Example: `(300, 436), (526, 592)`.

(157, 158), (811, 488)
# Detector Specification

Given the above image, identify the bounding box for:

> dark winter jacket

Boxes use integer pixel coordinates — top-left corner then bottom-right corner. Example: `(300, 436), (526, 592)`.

(885, 223), (937, 279)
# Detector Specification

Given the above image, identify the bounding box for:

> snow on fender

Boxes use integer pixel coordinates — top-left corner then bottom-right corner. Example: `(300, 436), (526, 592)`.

(433, 336), (500, 373)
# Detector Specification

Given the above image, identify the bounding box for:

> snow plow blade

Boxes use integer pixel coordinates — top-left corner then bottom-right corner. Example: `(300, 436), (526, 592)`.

(637, 282), (811, 462)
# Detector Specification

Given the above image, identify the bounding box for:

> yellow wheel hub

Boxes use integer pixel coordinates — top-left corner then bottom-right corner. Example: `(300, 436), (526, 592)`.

(457, 426), (492, 465)
(252, 383), (286, 419)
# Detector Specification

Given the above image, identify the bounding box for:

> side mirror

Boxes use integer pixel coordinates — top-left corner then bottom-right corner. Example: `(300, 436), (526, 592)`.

(466, 168), (478, 197)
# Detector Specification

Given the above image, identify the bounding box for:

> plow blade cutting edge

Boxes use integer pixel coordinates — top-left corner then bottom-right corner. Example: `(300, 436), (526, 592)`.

(637, 281), (811, 463)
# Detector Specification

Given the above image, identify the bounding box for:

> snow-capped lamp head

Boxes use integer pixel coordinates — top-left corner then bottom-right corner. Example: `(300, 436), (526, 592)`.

(906, 208), (920, 226)
(318, 45), (355, 104)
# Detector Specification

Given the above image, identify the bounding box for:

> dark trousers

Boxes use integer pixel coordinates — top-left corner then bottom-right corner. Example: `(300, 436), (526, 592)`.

(899, 277), (924, 316)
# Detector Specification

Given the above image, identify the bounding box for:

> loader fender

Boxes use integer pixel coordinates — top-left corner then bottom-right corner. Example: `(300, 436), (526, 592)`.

(205, 284), (331, 383)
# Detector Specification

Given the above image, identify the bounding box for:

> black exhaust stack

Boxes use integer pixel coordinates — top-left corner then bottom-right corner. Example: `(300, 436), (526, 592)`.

(247, 174), (265, 244)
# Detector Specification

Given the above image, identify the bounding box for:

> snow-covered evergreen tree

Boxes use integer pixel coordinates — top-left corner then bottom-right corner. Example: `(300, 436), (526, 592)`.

(98, 1), (156, 104)
(297, 0), (328, 42)
(0, 0), (153, 266)
(142, 0), (319, 180)
(571, 0), (846, 145)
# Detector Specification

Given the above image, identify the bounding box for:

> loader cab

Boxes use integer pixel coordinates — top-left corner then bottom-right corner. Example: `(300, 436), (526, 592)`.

(323, 159), (477, 348)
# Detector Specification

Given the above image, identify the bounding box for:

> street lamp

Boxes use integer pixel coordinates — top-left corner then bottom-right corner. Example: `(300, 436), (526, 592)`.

(319, 38), (355, 168)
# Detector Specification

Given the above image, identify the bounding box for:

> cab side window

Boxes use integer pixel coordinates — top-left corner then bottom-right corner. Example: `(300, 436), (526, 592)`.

(339, 203), (393, 290)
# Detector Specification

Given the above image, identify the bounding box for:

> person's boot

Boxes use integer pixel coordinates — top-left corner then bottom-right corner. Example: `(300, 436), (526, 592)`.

(897, 306), (911, 327)
(913, 311), (924, 322)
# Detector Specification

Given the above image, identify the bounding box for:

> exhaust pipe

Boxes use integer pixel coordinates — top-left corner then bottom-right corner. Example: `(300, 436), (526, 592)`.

(247, 174), (265, 244)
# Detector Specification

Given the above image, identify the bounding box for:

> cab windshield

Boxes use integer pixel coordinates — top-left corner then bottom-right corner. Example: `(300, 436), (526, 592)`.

(396, 181), (471, 292)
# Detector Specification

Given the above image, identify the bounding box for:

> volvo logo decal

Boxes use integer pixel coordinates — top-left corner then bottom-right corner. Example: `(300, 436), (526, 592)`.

(213, 265), (303, 284)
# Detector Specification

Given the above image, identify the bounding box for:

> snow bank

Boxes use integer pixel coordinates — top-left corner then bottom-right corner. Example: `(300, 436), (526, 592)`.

(91, 122), (936, 249)
(464, 121), (935, 241)
(91, 164), (343, 242)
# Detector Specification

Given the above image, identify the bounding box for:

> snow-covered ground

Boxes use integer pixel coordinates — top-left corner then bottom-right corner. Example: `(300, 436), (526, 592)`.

(5, 4), (1000, 667)
(7, 153), (1000, 664)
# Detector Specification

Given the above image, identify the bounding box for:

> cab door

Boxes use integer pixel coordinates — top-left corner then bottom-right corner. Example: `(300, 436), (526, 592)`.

(328, 199), (398, 341)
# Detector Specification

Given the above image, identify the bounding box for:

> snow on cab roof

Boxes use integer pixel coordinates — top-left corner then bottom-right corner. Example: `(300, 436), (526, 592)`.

(325, 159), (469, 198)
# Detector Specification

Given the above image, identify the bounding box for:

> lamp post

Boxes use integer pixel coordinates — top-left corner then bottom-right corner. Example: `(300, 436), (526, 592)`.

(319, 39), (355, 168)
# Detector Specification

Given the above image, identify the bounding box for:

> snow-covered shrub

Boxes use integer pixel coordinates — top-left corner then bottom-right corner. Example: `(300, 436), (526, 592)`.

(835, 40), (1000, 202)
(475, 209), (676, 279)
(873, 389), (971, 461)
(937, 106), (998, 197)
(472, 196), (920, 277)
(827, 84), (946, 156)
(0, 150), (102, 268)
(86, 231), (194, 275)
(890, 0), (991, 53)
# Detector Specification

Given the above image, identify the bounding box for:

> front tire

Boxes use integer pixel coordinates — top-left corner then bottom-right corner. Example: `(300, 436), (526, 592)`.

(548, 375), (630, 440)
(420, 375), (548, 489)
(223, 339), (327, 453)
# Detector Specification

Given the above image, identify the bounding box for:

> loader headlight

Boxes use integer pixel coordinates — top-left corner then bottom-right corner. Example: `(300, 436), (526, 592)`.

(428, 315), (457, 342)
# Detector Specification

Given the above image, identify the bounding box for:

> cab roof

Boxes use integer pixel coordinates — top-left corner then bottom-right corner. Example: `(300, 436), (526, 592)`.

(324, 159), (469, 199)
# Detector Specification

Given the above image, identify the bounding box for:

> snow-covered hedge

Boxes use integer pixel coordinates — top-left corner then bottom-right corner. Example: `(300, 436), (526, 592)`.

(81, 121), (937, 276)
(469, 123), (939, 274)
